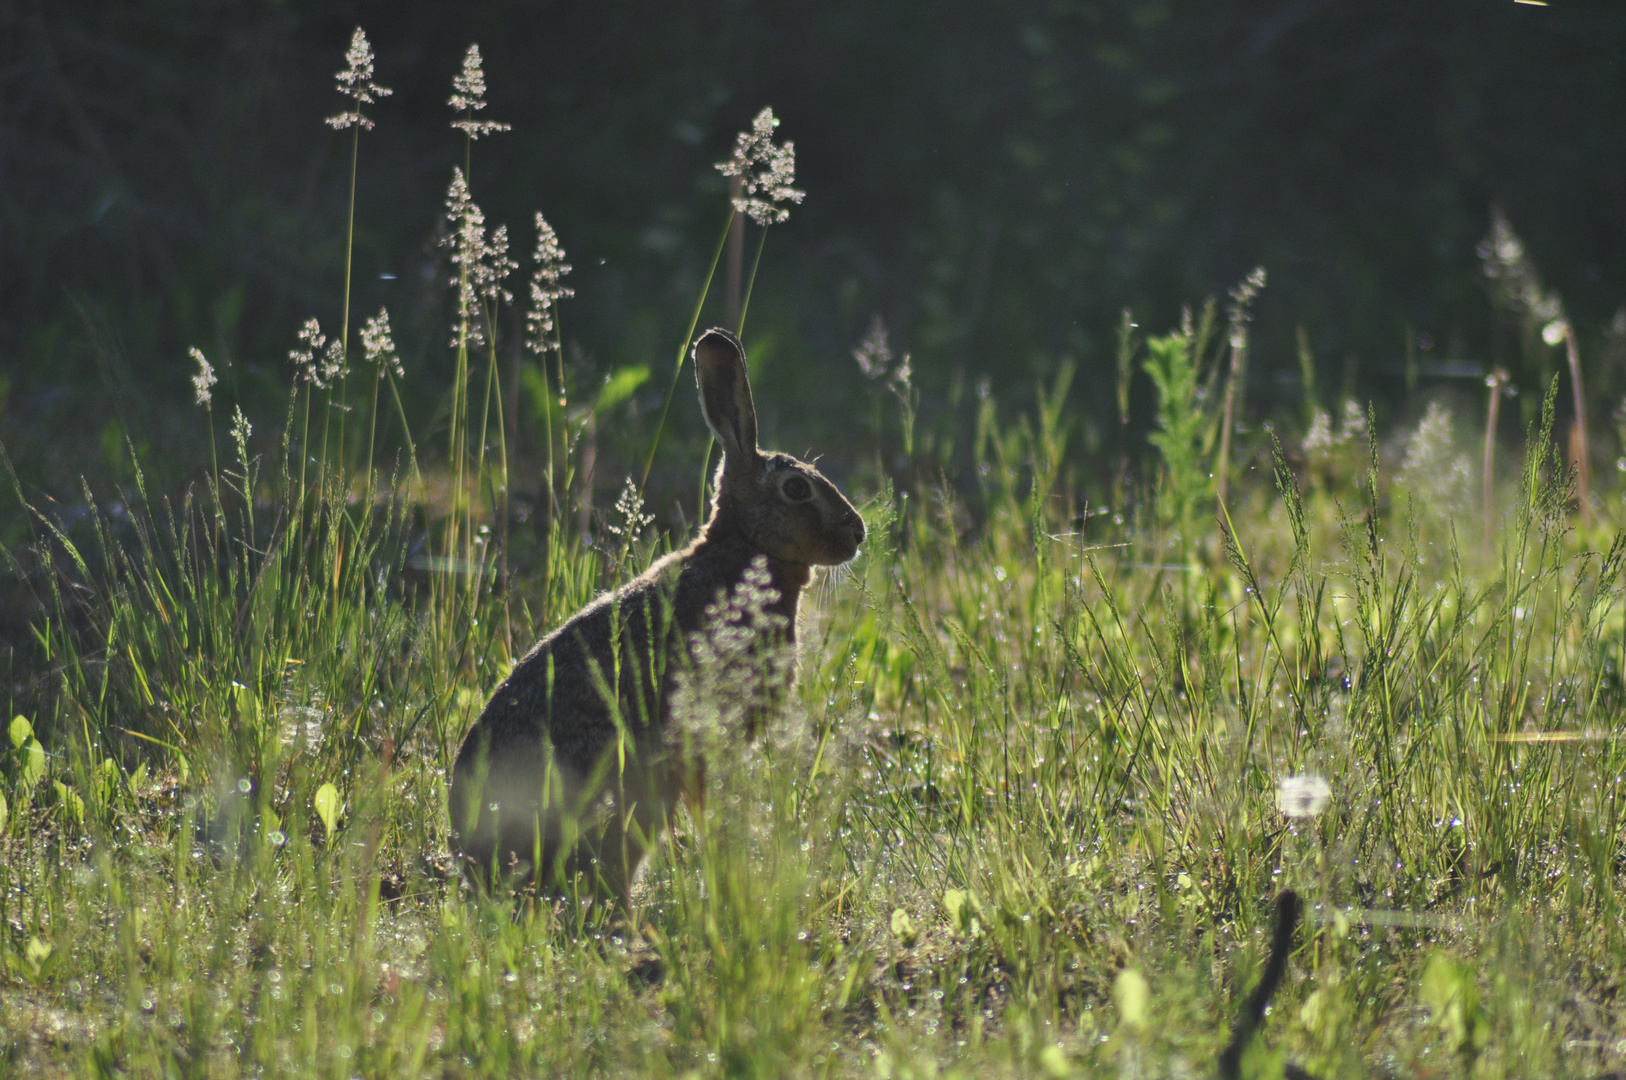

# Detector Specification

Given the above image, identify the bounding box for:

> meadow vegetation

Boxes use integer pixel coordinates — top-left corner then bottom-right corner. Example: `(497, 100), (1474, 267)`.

(3, 30), (1626, 1080)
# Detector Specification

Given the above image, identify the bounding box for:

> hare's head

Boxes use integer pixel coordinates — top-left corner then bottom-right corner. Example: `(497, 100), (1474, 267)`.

(694, 328), (864, 566)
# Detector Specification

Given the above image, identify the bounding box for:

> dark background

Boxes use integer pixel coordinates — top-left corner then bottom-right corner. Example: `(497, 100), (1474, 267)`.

(4, 0), (1625, 499)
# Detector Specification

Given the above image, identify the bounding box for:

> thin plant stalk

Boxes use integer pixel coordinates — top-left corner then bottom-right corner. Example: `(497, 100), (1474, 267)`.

(363, 362), (382, 511)
(1484, 368), (1508, 553)
(640, 208), (735, 489)
(1216, 334), (1243, 510)
(337, 120), (361, 485)
(725, 175), (745, 330)
(384, 369), (422, 493)
(736, 224), (770, 336)
(698, 221), (771, 519)
(541, 299), (567, 521)
(1563, 323), (1590, 525)
(203, 401), (222, 557)
(476, 311), (513, 644)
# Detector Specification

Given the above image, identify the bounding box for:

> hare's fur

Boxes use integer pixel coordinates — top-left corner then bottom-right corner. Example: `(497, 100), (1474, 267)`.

(449, 329), (864, 902)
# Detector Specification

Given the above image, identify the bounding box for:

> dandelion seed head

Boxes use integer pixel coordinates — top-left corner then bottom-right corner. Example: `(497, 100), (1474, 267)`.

(716, 107), (805, 226)
(448, 44), (510, 139)
(325, 27), (391, 131)
(1277, 773), (1331, 818)
(189, 347), (217, 407)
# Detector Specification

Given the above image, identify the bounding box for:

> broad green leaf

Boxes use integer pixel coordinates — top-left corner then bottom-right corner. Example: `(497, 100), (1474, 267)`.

(25, 936), (52, 974)
(54, 781), (84, 824)
(20, 740), (46, 789)
(595, 364), (650, 414)
(9, 715), (32, 749)
(314, 782), (341, 840)
(1113, 968), (1150, 1033)
(0, 789), (7, 833)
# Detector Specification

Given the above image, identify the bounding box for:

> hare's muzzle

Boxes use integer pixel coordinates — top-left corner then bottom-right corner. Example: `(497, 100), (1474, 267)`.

(836, 512), (865, 560)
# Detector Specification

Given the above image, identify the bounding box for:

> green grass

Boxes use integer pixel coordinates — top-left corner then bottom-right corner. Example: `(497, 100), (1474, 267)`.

(5, 43), (1626, 1077)
(4, 370), (1626, 1078)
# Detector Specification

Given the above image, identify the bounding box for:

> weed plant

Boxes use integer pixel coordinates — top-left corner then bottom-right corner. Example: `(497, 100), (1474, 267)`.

(3, 30), (1626, 1080)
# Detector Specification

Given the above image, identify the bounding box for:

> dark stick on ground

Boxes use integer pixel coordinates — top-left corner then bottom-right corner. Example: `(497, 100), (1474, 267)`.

(1218, 889), (1318, 1080)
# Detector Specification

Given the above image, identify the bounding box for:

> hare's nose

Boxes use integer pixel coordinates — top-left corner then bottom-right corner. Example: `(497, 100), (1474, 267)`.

(848, 515), (865, 545)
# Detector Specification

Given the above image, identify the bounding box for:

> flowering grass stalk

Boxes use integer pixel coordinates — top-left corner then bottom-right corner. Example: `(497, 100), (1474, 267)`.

(1215, 267), (1265, 510)
(640, 107), (804, 491)
(326, 28), (390, 488)
(525, 212), (573, 520)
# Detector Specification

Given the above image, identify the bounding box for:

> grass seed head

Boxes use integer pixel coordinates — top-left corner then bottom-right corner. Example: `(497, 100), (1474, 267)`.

(449, 44), (510, 139)
(524, 212), (573, 354)
(853, 315), (893, 381)
(189, 347), (217, 407)
(290, 318), (328, 387)
(230, 406), (252, 459)
(1402, 401), (1473, 512)
(1479, 206), (1564, 327)
(361, 307), (402, 378)
(326, 27), (391, 131)
(442, 168), (507, 347)
(716, 107), (805, 226)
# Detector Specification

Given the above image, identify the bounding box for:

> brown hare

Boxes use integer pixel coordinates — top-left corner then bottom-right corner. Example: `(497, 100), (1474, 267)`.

(449, 328), (864, 904)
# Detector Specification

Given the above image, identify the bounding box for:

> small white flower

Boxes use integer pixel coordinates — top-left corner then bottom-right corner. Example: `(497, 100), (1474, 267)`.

(1277, 774), (1331, 818)
(189, 347), (217, 406)
(448, 44), (510, 140)
(716, 107), (805, 226)
(325, 27), (391, 131)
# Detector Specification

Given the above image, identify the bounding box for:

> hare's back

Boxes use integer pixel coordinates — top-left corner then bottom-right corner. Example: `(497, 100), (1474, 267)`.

(478, 577), (682, 770)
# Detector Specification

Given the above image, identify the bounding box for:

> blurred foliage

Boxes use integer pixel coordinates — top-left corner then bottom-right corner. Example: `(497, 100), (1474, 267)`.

(4, 0), (1626, 492)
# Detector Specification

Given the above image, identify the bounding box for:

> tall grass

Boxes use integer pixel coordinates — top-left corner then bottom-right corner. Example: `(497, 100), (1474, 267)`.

(2, 31), (1625, 1080)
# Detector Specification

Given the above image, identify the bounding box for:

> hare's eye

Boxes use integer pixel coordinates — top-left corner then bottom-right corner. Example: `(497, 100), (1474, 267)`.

(782, 475), (813, 501)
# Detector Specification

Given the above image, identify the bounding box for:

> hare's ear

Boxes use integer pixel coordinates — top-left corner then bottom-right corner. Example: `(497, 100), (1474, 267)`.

(693, 328), (758, 464)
